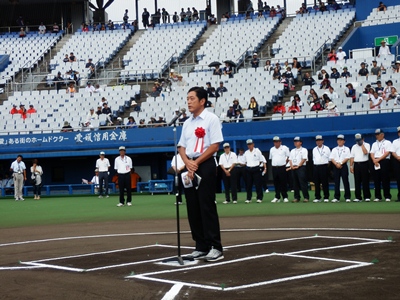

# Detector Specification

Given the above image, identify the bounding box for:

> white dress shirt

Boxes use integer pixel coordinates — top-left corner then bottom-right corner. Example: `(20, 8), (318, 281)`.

(219, 152), (238, 168)
(96, 158), (110, 172)
(350, 142), (370, 162)
(269, 145), (290, 166)
(237, 153), (246, 165)
(312, 145), (331, 165)
(90, 175), (99, 187)
(178, 109), (223, 159)
(171, 154), (185, 170)
(378, 45), (391, 56)
(244, 148), (264, 167)
(289, 147), (308, 166)
(392, 138), (400, 156)
(10, 160), (26, 173)
(370, 139), (392, 159)
(30, 165), (43, 185)
(336, 51), (346, 61)
(114, 155), (133, 174)
(330, 146), (351, 163)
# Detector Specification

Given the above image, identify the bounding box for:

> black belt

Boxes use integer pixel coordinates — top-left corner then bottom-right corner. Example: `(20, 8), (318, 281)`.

(246, 166), (259, 169)
(118, 172), (130, 175)
(354, 161), (368, 164)
(272, 165), (286, 168)
(314, 164), (328, 166)
(99, 171), (108, 173)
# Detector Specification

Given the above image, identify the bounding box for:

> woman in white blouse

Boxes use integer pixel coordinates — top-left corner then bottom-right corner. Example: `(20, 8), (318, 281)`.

(30, 159), (43, 200)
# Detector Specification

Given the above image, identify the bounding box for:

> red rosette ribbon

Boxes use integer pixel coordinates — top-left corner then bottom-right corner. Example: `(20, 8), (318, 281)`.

(194, 127), (206, 153)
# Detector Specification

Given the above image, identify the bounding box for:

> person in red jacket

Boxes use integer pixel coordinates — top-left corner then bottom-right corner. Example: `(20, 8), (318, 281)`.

(10, 105), (18, 114)
(273, 100), (286, 115)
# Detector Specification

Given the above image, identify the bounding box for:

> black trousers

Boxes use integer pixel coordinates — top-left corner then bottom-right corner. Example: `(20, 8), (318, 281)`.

(313, 164), (329, 200)
(33, 183), (42, 196)
(246, 166), (263, 200)
(272, 166), (288, 199)
(292, 166), (309, 200)
(98, 172), (109, 196)
(372, 159), (391, 200)
(333, 164), (351, 200)
(221, 168), (237, 202)
(395, 159), (400, 201)
(353, 161), (371, 200)
(118, 173), (132, 204)
(184, 157), (222, 252)
(236, 167), (247, 192)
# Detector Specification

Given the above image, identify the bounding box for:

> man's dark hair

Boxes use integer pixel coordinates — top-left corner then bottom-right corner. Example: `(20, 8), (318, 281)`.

(188, 87), (208, 108)
(17, 155), (23, 159)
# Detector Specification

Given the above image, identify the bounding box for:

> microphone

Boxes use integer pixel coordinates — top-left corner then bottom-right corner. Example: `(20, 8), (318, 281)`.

(168, 111), (183, 126)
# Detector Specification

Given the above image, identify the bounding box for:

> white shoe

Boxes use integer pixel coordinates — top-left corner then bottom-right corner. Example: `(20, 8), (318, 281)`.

(215, 201), (217, 204)
(20, 197), (25, 201)
(373, 199), (381, 202)
(365, 198), (370, 202)
(346, 199), (351, 203)
(15, 198), (19, 201)
(117, 203), (124, 207)
(313, 199), (321, 203)
(331, 199), (339, 203)
(174, 202), (183, 205)
(290, 190), (294, 192)
(324, 199), (329, 203)
(385, 198), (391, 202)
(353, 199), (361, 202)
(271, 198), (280, 203)
(256, 199), (262, 203)
(127, 202), (132, 206)
(106, 195), (110, 198)
(98, 195), (103, 198)
(232, 200), (237, 204)
(222, 201), (230, 204)
(204, 247), (224, 262)
(265, 189), (269, 193)
(283, 198), (289, 203)
(245, 200), (251, 204)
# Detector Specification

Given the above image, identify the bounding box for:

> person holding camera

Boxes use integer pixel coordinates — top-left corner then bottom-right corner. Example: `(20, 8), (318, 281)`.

(350, 134), (371, 202)
(30, 159), (43, 200)
(10, 155), (27, 201)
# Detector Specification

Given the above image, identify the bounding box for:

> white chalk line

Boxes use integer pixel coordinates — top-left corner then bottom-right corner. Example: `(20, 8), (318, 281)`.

(134, 275), (222, 291)
(161, 283), (184, 300)
(1, 227), (398, 248)
(0, 266), (44, 271)
(315, 235), (390, 243)
(278, 253), (373, 266)
(20, 261), (85, 272)
(224, 235), (316, 249)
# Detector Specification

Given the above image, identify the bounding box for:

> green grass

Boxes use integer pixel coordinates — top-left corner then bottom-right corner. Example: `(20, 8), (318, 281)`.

(0, 191), (399, 228)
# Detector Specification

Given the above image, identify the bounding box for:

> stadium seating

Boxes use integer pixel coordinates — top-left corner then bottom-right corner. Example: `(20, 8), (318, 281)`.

(46, 30), (132, 85)
(121, 22), (206, 81)
(195, 17), (281, 70)
(272, 9), (355, 65)
(363, 5), (400, 26)
(0, 31), (63, 85)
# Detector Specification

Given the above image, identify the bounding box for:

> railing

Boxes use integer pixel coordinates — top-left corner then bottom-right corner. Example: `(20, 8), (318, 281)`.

(312, 38), (332, 73)
(236, 46), (253, 69)
(0, 24), (62, 33)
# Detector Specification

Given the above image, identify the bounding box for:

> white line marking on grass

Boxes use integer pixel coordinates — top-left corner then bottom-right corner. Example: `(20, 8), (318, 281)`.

(20, 262), (85, 272)
(161, 283), (184, 300)
(224, 236), (316, 249)
(287, 241), (388, 255)
(0, 266), (43, 270)
(0, 227), (399, 248)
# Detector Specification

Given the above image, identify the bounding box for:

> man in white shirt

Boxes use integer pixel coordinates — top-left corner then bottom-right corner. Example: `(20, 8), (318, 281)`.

(378, 40), (391, 57)
(85, 82), (96, 94)
(336, 47), (346, 61)
(289, 137), (309, 202)
(269, 136), (290, 203)
(87, 108), (99, 121)
(391, 126), (400, 202)
(89, 169), (100, 193)
(10, 155), (27, 201)
(370, 128), (392, 201)
(96, 151), (111, 198)
(236, 148), (247, 192)
(243, 139), (264, 203)
(312, 135), (331, 203)
(350, 133), (371, 202)
(178, 87), (224, 262)
(324, 86), (339, 99)
(218, 142), (238, 204)
(38, 22), (46, 34)
(114, 146), (133, 206)
(330, 134), (351, 202)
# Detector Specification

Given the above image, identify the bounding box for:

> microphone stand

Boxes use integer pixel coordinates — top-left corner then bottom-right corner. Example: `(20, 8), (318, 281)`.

(162, 115), (193, 265)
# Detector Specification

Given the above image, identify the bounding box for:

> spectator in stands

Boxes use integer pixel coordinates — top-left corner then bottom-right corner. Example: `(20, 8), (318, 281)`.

(99, 97), (108, 107)
(38, 22), (46, 34)
(142, 8), (150, 28)
(161, 8), (169, 23)
(322, 94), (332, 109)
(86, 108), (98, 121)
(223, 62), (234, 78)
(154, 9), (162, 24)
(345, 83), (357, 102)
(375, 81), (384, 93)
(180, 8), (186, 21)
(282, 61), (290, 72)
(327, 102), (339, 117)
(257, 0), (264, 12)
(377, 2), (387, 11)
(82, 24), (89, 32)
(273, 100), (286, 115)
(248, 97), (259, 118)
(292, 94), (303, 110)
(233, 110), (244, 122)
(148, 116), (157, 127)
(216, 81), (228, 95)
(61, 121), (73, 132)
(341, 66), (351, 78)
(226, 105), (236, 121)
(186, 7), (192, 22)
(81, 120), (94, 131)
(276, 5), (285, 17)
(10, 104), (18, 114)
(176, 75), (187, 87)
(319, 2), (327, 12)
(213, 65), (222, 76)
(292, 57), (302, 79)
(85, 58), (95, 77)
(205, 82), (218, 98)
(327, 49), (337, 63)
(154, 115), (165, 127)
(385, 87), (398, 102)
(284, 67), (295, 90)
(53, 72), (64, 92)
(209, 14), (217, 25)
(393, 61), (400, 73)
(52, 23), (59, 33)
(256, 11), (263, 19)
(27, 104), (37, 114)
(264, 60), (273, 72)
(85, 82), (95, 94)
(126, 116), (137, 129)
(251, 53), (260, 69)
(66, 82), (76, 97)
(95, 106), (102, 116)
(263, 2), (270, 13)
(107, 20), (114, 31)
(320, 74), (331, 90)
(324, 86), (339, 99)
(179, 111), (189, 124)
(123, 9), (129, 24)
(69, 52), (77, 63)
(317, 68), (327, 80)
(311, 99), (324, 111)
(302, 72), (315, 87)
(330, 67), (340, 80)
(94, 84), (102, 94)
(307, 89), (319, 105)
(63, 54), (69, 63)
(233, 99), (242, 113)
(369, 91), (383, 110)
(269, 6), (277, 17)
(272, 67), (281, 80)
(370, 60), (381, 78)
(100, 24), (106, 31)
(149, 86), (160, 97)
(331, 1), (341, 10)
(147, 18), (156, 29)
(138, 119), (146, 128)
(288, 100), (300, 114)
(336, 47), (346, 62)
(296, 3), (308, 14)
(19, 27), (26, 38)
(363, 85), (373, 95)
(378, 40), (391, 57)
(172, 12), (179, 23)
(102, 103), (111, 115)
(383, 80), (394, 97)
